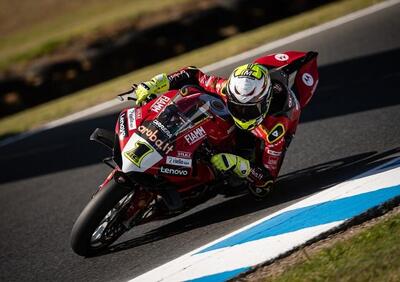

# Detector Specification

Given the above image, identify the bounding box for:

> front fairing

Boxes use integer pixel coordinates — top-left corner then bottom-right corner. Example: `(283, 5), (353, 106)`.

(116, 89), (234, 177)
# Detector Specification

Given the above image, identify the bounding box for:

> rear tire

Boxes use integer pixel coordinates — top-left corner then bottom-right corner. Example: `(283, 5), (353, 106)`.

(70, 182), (132, 256)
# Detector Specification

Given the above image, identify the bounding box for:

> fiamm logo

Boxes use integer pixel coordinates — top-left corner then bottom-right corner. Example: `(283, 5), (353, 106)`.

(151, 96), (170, 113)
(184, 126), (206, 145)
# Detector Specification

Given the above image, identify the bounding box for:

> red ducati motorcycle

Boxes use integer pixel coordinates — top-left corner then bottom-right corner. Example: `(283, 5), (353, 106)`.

(70, 51), (318, 256)
(70, 85), (244, 256)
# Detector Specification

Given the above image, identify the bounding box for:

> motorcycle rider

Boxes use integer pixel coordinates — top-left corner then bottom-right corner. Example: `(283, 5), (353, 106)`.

(134, 52), (318, 205)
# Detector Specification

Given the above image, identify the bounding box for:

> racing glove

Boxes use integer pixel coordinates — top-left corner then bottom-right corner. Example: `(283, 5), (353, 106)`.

(135, 73), (170, 105)
(211, 153), (251, 178)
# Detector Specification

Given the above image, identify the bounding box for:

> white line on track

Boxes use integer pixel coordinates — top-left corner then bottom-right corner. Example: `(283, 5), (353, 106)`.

(1, 0), (399, 148)
(129, 156), (400, 281)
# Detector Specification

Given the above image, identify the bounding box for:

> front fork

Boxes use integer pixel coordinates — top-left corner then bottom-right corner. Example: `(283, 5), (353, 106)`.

(98, 169), (155, 229)
(122, 189), (155, 228)
(98, 169), (118, 191)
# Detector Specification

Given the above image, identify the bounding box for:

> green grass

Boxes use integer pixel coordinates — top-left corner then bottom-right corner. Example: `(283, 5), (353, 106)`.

(0, 0), (196, 70)
(265, 211), (400, 282)
(0, 0), (385, 139)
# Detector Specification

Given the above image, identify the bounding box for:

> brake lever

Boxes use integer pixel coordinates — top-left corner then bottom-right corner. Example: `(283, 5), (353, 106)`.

(117, 85), (138, 101)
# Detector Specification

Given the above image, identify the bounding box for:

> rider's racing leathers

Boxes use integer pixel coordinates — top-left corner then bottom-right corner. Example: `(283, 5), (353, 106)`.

(163, 52), (319, 190)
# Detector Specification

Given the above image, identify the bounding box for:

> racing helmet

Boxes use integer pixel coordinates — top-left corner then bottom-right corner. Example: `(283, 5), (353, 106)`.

(226, 64), (272, 130)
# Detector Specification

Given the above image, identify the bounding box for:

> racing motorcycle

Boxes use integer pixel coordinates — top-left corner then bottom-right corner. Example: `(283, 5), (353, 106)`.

(70, 51), (318, 256)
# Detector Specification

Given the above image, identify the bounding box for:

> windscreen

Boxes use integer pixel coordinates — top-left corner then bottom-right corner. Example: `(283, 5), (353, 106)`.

(137, 92), (215, 147)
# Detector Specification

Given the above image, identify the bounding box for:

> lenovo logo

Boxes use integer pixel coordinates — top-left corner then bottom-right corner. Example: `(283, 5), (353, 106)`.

(119, 112), (127, 139)
(160, 166), (188, 176)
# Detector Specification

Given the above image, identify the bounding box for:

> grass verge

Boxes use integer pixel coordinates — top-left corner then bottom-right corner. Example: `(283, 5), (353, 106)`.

(0, 0), (197, 70)
(263, 208), (400, 282)
(0, 0), (385, 139)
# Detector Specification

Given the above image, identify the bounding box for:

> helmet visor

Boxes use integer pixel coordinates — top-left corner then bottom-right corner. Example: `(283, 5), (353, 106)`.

(227, 98), (270, 122)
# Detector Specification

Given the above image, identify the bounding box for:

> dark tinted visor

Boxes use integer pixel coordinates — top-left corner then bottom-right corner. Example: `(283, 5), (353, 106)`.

(227, 98), (269, 121)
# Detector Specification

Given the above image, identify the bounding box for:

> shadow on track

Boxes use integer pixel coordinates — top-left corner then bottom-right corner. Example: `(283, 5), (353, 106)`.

(100, 147), (400, 256)
(1, 48), (399, 184)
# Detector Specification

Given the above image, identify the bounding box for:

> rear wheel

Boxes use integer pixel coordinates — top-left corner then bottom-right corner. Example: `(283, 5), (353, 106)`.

(70, 182), (134, 256)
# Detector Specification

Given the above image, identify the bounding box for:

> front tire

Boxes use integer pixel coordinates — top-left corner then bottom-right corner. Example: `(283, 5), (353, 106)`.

(70, 182), (133, 256)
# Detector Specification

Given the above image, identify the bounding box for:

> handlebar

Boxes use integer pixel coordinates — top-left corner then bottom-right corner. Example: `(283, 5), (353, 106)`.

(116, 85), (157, 105)
(117, 86), (137, 102)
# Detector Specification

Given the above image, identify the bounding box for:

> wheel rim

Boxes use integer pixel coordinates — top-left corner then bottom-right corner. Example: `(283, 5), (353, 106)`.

(90, 191), (134, 248)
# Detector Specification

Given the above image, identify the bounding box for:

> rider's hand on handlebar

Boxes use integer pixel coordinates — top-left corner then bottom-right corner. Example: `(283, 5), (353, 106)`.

(135, 73), (170, 105)
(211, 153), (251, 178)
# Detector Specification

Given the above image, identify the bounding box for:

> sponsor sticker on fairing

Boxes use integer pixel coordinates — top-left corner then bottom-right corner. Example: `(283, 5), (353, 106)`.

(121, 133), (163, 173)
(177, 151), (191, 158)
(267, 149), (282, 157)
(153, 120), (172, 138)
(124, 141), (154, 168)
(184, 126), (206, 145)
(137, 125), (174, 154)
(274, 53), (289, 61)
(267, 123), (285, 144)
(119, 112), (128, 139)
(127, 108), (137, 130)
(151, 96), (170, 113)
(302, 73), (314, 87)
(159, 166), (189, 176)
(166, 156), (192, 168)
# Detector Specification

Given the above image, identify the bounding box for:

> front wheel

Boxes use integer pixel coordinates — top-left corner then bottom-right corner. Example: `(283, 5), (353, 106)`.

(70, 182), (134, 256)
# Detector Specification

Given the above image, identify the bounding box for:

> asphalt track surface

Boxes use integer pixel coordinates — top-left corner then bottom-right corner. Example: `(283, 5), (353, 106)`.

(1, 3), (400, 281)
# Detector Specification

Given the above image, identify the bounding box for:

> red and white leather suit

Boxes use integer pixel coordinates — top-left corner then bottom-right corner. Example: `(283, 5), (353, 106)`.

(166, 51), (319, 187)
